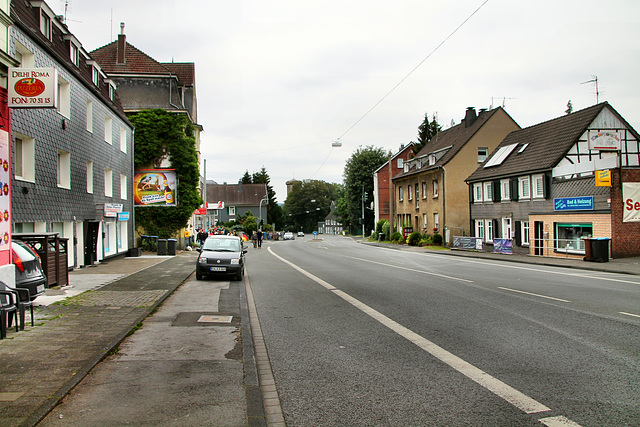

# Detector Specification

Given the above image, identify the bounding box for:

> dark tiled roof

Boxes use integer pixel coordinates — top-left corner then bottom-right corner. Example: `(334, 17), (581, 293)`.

(466, 102), (612, 182)
(163, 62), (195, 86)
(394, 107), (510, 179)
(91, 40), (171, 75)
(207, 184), (268, 206)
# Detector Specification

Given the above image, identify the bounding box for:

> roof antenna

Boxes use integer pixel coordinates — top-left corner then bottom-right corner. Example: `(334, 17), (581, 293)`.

(581, 75), (599, 104)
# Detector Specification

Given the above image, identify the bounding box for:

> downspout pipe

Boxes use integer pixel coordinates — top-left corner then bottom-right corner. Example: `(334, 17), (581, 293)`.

(437, 165), (446, 245)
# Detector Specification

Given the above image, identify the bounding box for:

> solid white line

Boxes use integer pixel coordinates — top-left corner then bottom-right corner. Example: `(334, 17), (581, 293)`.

(498, 287), (571, 303)
(619, 311), (640, 318)
(538, 415), (584, 426)
(268, 247), (551, 415)
(347, 255), (474, 283)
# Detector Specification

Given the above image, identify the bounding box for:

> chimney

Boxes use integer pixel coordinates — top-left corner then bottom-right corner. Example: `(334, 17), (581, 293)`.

(464, 107), (477, 128)
(117, 23), (126, 65)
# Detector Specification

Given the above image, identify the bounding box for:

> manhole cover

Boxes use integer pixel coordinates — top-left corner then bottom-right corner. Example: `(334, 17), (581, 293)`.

(198, 315), (233, 323)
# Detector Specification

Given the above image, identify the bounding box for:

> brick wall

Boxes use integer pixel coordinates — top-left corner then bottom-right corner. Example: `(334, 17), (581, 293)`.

(611, 168), (640, 258)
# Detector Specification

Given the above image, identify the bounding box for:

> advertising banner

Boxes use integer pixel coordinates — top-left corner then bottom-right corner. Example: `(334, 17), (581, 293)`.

(453, 236), (483, 251)
(8, 68), (58, 108)
(493, 239), (513, 254)
(623, 183), (640, 222)
(0, 87), (10, 264)
(134, 170), (177, 206)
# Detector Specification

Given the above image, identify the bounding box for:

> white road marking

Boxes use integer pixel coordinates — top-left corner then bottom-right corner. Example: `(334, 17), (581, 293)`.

(498, 287), (571, 303)
(539, 415), (584, 426)
(268, 247), (556, 415)
(346, 255), (474, 283)
(619, 311), (640, 318)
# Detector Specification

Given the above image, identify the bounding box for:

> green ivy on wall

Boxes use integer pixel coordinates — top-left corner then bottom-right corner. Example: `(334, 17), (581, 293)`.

(130, 109), (202, 238)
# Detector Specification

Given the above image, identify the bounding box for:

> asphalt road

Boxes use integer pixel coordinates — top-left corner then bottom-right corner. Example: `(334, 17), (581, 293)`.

(247, 235), (640, 426)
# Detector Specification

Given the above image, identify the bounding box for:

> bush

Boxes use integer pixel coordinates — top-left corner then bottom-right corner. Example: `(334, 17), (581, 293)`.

(390, 231), (403, 243)
(407, 231), (422, 246)
(376, 219), (389, 241)
(432, 233), (443, 245)
(382, 221), (390, 241)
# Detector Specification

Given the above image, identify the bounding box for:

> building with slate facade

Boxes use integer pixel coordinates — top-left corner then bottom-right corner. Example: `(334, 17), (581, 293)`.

(465, 102), (640, 259)
(10, 0), (135, 268)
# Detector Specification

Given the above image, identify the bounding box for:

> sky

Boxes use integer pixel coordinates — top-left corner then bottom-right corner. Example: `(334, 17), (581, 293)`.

(50, 0), (640, 204)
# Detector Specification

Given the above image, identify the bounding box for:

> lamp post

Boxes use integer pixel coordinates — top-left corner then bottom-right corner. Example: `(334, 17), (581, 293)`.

(259, 196), (268, 228)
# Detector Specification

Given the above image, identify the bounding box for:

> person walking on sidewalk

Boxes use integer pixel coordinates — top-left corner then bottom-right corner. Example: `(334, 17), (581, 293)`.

(257, 229), (263, 248)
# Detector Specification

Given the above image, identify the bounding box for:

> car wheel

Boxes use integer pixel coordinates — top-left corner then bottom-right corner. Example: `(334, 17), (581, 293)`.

(196, 271), (203, 280)
(234, 269), (243, 281)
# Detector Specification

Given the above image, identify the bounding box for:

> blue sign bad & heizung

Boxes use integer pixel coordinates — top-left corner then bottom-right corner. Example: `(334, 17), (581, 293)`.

(554, 196), (594, 211)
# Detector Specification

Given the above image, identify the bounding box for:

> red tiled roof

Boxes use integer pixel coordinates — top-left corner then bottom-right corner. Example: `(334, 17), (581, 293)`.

(163, 63), (195, 86)
(91, 41), (171, 75)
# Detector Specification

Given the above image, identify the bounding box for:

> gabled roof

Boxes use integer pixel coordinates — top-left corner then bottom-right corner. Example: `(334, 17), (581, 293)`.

(374, 143), (415, 174)
(465, 102), (625, 182)
(206, 183), (268, 206)
(394, 107), (511, 179)
(163, 62), (195, 86)
(91, 41), (171, 76)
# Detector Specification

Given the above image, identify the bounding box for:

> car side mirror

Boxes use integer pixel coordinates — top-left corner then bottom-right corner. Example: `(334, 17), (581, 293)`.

(243, 249), (248, 254)
(197, 247), (202, 253)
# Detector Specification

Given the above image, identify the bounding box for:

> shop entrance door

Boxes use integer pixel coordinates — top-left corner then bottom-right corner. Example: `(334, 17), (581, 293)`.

(84, 221), (100, 265)
(534, 221), (544, 256)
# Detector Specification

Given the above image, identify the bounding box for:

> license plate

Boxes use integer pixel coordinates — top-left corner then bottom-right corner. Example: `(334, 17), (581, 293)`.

(36, 284), (45, 293)
(210, 267), (226, 272)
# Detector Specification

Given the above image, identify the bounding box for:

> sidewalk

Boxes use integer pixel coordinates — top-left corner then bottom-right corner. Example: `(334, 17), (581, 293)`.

(0, 252), (197, 426)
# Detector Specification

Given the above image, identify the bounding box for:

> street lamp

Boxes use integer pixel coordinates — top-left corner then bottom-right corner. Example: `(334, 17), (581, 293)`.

(259, 196), (268, 228)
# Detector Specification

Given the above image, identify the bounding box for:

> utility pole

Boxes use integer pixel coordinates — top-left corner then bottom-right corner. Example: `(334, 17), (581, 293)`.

(361, 187), (366, 240)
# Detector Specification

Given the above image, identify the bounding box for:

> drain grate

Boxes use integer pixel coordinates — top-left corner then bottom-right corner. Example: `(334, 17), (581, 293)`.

(198, 315), (233, 323)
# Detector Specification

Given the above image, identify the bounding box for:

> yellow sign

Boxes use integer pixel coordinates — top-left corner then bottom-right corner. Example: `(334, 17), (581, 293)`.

(595, 170), (611, 187)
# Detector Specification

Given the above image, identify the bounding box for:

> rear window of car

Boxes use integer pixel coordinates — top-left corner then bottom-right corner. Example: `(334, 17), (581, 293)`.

(13, 241), (37, 261)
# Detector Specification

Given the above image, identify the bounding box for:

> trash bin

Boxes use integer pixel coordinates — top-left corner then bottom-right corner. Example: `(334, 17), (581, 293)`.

(157, 239), (167, 255)
(590, 238), (610, 262)
(167, 239), (177, 256)
(582, 237), (592, 261)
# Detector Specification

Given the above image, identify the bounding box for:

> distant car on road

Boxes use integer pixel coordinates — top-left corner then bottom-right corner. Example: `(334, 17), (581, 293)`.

(196, 235), (246, 281)
(12, 240), (46, 300)
(297, 231), (305, 237)
(283, 232), (294, 240)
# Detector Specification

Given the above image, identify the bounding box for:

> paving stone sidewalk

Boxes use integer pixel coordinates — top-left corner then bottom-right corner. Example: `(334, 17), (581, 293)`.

(0, 253), (196, 427)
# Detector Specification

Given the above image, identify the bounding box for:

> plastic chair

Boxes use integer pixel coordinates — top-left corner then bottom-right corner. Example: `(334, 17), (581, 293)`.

(0, 290), (18, 339)
(0, 281), (33, 330)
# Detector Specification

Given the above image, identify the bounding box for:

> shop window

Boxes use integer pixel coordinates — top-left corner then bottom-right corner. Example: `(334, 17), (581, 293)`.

(555, 223), (592, 254)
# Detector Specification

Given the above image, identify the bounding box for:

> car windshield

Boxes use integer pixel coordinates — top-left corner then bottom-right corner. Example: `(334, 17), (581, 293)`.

(203, 238), (241, 252)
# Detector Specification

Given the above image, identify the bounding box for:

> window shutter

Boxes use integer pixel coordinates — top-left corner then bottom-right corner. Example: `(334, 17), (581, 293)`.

(514, 221), (522, 246)
(492, 180), (500, 203)
(510, 178), (519, 201)
(543, 174), (550, 199)
(493, 219), (499, 237)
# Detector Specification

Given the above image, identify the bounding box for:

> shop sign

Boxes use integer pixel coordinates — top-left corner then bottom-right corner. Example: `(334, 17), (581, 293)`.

(104, 203), (123, 217)
(623, 183), (640, 222)
(8, 68), (58, 108)
(118, 212), (130, 221)
(554, 196), (593, 211)
(588, 131), (621, 151)
(595, 170), (611, 187)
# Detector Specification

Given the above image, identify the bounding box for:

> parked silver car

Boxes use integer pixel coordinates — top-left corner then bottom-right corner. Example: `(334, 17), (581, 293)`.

(12, 240), (46, 300)
(196, 235), (246, 281)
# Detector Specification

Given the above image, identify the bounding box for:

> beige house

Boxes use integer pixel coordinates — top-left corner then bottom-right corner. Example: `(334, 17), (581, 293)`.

(393, 107), (519, 243)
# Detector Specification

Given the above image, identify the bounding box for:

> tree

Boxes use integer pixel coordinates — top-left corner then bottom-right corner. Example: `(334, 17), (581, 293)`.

(130, 109), (202, 238)
(240, 170), (252, 184)
(412, 112), (442, 155)
(343, 146), (391, 235)
(283, 180), (341, 232)
(251, 166), (281, 228)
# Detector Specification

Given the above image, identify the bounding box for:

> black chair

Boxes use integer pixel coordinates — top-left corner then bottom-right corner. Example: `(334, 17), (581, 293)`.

(0, 281), (33, 331)
(0, 289), (18, 339)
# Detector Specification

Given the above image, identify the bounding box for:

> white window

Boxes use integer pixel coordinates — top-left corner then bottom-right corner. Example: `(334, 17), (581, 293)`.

(408, 184), (413, 201)
(40, 9), (51, 39)
(15, 42), (34, 67)
(501, 179), (510, 201)
(486, 220), (494, 242)
(104, 116), (112, 144)
(57, 76), (70, 118)
(86, 161), (93, 193)
(478, 147), (488, 163)
(483, 182), (493, 202)
(404, 163), (409, 173)
(397, 158), (403, 169)
(86, 100), (93, 132)
(502, 217), (512, 239)
(473, 183), (482, 203)
(104, 168), (113, 197)
(422, 182), (427, 198)
(475, 220), (484, 239)
(518, 176), (531, 199)
(422, 214), (428, 228)
(120, 174), (127, 200)
(433, 180), (439, 198)
(57, 150), (70, 189)
(415, 184), (419, 208)
(398, 186), (404, 201)
(70, 43), (79, 67)
(433, 213), (439, 231)
(14, 134), (35, 182)
(120, 127), (127, 153)
(229, 206), (236, 216)
(522, 221), (530, 246)
(109, 84), (115, 101)
(92, 66), (100, 86)
(532, 174), (544, 198)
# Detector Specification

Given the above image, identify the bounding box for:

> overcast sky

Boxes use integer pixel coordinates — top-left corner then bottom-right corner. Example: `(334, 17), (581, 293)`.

(52, 0), (640, 203)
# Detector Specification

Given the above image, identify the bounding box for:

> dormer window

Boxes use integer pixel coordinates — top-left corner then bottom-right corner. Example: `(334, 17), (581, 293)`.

(70, 43), (78, 66)
(107, 81), (116, 100)
(92, 66), (99, 86)
(40, 10), (51, 39)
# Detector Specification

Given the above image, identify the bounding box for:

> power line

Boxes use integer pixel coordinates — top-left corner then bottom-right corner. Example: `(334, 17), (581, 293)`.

(337, 0), (490, 141)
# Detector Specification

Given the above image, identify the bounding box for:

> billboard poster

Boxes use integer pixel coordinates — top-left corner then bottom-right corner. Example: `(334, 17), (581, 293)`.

(623, 183), (640, 222)
(493, 239), (513, 254)
(134, 169), (177, 206)
(0, 87), (10, 264)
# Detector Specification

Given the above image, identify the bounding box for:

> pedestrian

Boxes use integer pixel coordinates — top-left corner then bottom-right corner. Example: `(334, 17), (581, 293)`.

(257, 229), (263, 248)
(197, 228), (207, 247)
(252, 232), (257, 248)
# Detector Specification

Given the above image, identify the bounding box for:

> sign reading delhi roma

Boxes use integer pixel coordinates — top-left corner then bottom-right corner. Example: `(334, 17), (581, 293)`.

(623, 183), (640, 222)
(8, 68), (58, 108)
